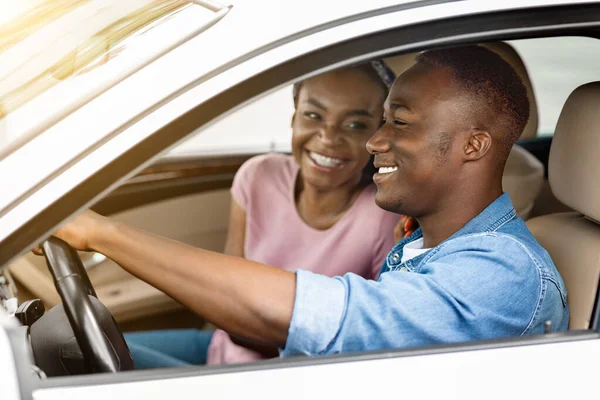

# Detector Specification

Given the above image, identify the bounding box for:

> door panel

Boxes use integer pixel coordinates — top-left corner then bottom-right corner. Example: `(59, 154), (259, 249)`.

(93, 155), (249, 215)
(9, 156), (245, 330)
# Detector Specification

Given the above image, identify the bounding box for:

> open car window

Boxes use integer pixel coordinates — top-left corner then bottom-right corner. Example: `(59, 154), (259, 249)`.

(166, 35), (600, 161)
(510, 36), (600, 137)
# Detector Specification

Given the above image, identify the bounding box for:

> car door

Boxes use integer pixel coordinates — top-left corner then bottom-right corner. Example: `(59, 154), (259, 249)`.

(3, 1), (600, 399)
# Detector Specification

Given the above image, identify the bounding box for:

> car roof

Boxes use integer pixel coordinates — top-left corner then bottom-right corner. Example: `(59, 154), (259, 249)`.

(0, 0), (596, 266)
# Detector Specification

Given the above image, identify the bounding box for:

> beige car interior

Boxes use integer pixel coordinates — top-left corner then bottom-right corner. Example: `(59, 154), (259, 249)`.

(9, 190), (230, 330)
(7, 41), (579, 332)
(527, 81), (600, 330)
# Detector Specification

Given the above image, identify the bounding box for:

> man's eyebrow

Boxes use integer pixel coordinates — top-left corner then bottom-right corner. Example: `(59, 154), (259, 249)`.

(305, 98), (326, 110)
(389, 103), (413, 113)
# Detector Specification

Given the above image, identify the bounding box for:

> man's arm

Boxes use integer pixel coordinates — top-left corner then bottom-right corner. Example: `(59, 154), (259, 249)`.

(48, 211), (295, 347)
(222, 198), (280, 357)
(229, 335), (280, 358)
(282, 234), (548, 356)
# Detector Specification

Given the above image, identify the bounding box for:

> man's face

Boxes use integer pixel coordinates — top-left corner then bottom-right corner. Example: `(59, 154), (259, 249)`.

(366, 63), (472, 217)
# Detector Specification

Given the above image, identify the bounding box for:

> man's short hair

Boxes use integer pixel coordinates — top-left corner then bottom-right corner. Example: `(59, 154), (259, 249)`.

(415, 45), (530, 158)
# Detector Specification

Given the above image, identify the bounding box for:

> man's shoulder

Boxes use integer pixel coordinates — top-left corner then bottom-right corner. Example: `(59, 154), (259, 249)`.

(437, 228), (547, 267)
(424, 224), (568, 334)
(431, 222), (562, 288)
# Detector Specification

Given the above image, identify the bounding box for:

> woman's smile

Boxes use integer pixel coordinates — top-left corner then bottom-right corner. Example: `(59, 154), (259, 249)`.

(305, 150), (350, 171)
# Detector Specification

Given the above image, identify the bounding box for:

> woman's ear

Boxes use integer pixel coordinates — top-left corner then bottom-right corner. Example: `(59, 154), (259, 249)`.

(290, 111), (297, 128)
(463, 130), (492, 161)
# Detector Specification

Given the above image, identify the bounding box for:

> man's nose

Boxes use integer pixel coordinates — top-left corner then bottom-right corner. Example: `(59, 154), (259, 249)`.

(367, 126), (391, 154)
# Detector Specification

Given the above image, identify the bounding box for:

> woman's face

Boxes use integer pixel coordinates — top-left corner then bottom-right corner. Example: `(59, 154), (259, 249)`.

(292, 67), (386, 191)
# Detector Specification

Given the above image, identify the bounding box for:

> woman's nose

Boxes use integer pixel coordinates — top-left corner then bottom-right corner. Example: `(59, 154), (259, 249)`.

(318, 124), (342, 145)
(366, 126), (391, 154)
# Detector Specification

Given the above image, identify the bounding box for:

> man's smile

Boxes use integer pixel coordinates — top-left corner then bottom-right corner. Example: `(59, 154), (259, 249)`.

(378, 166), (398, 174)
(373, 165), (398, 184)
(372, 158), (399, 183)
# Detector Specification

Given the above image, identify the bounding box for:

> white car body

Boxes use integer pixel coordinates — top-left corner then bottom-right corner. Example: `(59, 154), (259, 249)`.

(1, 0), (600, 399)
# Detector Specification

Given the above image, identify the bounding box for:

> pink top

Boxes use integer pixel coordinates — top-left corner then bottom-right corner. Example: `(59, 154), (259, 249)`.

(206, 153), (400, 365)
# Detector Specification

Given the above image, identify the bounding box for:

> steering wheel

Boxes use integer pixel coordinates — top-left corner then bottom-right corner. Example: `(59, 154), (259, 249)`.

(41, 237), (132, 373)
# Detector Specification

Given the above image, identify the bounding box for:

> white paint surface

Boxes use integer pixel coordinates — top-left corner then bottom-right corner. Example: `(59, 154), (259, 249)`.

(34, 338), (600, 400)
(0, 311), (23, 400)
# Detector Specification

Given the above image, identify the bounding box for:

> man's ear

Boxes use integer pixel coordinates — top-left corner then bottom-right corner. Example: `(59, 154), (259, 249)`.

(463, 130), (492, 161)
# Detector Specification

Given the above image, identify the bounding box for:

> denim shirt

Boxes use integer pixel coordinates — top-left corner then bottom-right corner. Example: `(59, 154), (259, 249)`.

(281, 193), (569, 357)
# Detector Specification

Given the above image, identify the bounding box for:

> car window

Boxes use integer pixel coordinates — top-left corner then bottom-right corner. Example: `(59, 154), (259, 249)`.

(168, 35), (600, 161)
(164, 85), (296, 159)
(0, 0), (227, 158)
(510, 36), (600, 137)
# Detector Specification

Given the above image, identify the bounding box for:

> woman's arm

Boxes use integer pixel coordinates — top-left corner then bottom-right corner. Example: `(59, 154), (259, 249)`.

(394, 215), (418, 242)
(223, 198), (246, 257)
(46, 211), (295, 347)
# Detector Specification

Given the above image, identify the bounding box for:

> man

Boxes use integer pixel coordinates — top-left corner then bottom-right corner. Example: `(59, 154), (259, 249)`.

(44, 45), (568, 358)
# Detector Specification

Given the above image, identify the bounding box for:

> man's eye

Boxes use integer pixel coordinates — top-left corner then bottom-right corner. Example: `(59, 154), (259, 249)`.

(393, 120), (408, 127)
(304, 111), (321, 120)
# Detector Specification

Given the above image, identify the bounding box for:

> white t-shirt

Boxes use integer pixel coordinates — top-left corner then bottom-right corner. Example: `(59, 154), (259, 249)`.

(401, 238), (431, 263)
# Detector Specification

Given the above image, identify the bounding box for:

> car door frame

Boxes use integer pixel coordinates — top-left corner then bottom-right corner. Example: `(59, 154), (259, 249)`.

(5, 2), (600, 399)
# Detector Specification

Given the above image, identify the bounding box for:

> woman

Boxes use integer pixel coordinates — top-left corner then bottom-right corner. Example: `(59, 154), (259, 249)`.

(108, 61), (410, 368)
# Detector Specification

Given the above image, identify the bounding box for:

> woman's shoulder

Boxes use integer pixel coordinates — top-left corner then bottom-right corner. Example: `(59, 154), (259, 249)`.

(234, 153), (297, 194)
(239, 152), (295, 174)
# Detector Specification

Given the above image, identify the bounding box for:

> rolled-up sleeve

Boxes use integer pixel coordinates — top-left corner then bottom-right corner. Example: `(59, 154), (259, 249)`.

(281, 234), (564, 357)
(281, 270), (347, 356)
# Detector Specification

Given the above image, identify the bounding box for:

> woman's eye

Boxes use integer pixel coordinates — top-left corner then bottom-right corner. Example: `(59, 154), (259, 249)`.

(393, 120), (408, 127)
(347, 121), (368, 130)
(303, 111), (321, 120)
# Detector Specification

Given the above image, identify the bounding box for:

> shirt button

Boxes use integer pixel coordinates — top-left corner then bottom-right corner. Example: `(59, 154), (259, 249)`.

(391, 253), (400, 262)
(400, 267), (408, 272)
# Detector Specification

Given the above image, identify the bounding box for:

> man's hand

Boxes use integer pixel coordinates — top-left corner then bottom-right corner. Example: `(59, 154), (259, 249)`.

(393, 215), (418, 242)
(34, 210), (295, 348)
(33, 210), (109, 254)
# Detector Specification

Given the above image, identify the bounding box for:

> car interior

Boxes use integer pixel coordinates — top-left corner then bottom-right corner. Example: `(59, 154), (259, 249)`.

(527, 82), (600, 330)
(2, 34), (600, 377)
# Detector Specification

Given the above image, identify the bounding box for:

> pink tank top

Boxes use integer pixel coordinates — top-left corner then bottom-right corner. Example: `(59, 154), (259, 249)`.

(207, 153), (400, 365)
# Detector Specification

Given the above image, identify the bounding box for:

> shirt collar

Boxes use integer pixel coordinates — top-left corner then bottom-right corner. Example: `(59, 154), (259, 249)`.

(445, 193), (517, 239)
(384, 193), (517, 270)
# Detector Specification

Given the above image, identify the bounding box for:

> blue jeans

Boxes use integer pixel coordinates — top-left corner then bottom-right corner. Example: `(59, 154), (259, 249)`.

(124, 329), (214, 369)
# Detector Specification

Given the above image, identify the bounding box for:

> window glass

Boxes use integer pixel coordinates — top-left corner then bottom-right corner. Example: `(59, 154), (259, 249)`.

(164, 86), (296, 159)
(510, 36), (600, 136)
